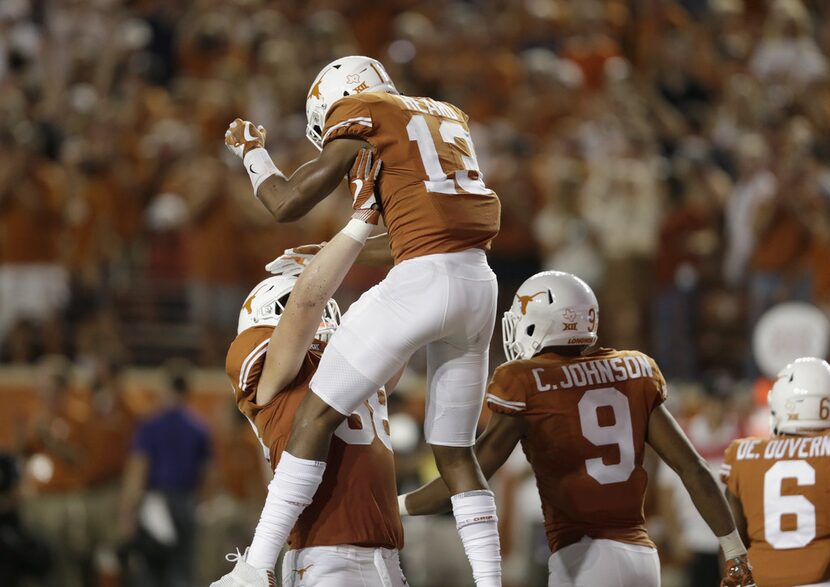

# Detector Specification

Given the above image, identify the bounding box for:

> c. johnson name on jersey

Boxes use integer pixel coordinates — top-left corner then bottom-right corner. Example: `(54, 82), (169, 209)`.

(530, 354), (657, 392)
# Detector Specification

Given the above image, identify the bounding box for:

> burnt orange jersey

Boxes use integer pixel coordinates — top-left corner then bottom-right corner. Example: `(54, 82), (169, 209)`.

(225, 326), (403, 551)
(721, 431), (830, 586)
(322, 92), (500, 263)
(486, 348), (666, 554)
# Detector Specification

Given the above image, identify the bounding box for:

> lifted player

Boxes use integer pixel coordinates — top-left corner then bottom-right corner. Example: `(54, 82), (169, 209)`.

(212, 152), (406, 587)
(225, 56), (502, 585)
(721, 357), (830, 587)
(399, 271), (756, 587)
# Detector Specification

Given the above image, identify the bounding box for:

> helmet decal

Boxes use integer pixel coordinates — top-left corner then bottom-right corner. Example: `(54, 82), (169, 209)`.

(515, 291), (546, 315)
(243, 283), (274, 315)
(503, 271), (599, 360)
(309, 79), (323, 100)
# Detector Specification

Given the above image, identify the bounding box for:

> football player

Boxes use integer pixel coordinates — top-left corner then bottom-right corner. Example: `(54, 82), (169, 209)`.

(721, 357), (830, 587)
(211, 152), (407, 587)
(398, 271), (756, 587)
(224, 56), (502, 585)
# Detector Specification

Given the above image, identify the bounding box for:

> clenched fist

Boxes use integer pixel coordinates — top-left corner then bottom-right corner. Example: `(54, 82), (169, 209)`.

(721, 555), (756, 587)
(349, 148), (382, 225)
(225, 118), (267, 159)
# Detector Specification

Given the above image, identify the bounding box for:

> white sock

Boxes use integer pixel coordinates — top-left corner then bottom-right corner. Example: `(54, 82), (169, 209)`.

(451, 490), (502, 587)
(246, 452), (326, 570)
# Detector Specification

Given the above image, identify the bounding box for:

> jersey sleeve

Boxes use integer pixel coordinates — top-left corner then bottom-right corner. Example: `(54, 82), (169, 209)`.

(644, 353), (668, 411)
(721, 439), (740, 492)
(225, 328), (272, 405)
(486, 363), (529, 414)
(321, 96), (374, 147)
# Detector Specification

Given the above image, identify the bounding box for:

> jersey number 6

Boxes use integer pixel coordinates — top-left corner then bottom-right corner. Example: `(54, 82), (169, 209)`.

(764, 459), (816, 549)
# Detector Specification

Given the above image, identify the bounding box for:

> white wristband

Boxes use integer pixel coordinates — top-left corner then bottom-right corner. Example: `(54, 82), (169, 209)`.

(718, 528), (747, 560)
(340, 218), (373, 244)
(243, 147), (284, 195)
(398, 494), (410, 517)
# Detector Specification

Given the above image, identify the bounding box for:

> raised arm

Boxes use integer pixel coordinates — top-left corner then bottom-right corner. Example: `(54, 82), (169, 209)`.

(225, 118), (369, 222)
(255, 150), (382, 405)
(401, 412), (526, 516)
(647, 404), (755, 586)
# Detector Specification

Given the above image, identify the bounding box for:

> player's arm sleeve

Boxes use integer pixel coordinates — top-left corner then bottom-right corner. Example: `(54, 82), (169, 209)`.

(225, 330), (271, 409)
(226, 333), (264, 394)
(645, 354), (668, 411)
(321, 97), (374, 147)
(486, 364), (529, 414)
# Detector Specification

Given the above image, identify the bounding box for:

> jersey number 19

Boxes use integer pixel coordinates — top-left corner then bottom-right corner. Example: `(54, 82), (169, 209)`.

(407, 115), (492, 196)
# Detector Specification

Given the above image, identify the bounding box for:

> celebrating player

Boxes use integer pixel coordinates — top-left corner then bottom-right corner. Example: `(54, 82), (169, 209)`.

(225, 56), (502, 585)
(721, 357), (830, 587)
(211, 152), (407, 587)
(398, 271), (756, 587)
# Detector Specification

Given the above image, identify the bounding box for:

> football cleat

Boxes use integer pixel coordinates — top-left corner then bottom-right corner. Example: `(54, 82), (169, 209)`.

(210, 548), (277, 587)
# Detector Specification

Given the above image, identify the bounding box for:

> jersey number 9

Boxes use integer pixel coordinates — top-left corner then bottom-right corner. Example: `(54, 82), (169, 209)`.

(578, 387), (636, 485)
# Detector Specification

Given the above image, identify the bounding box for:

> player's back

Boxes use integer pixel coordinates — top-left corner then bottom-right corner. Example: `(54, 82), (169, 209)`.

(225, 325), (403, 551)
(721, 431), (830, 586)
(486, 347), (667, 553)
(321, 92), (500, 263)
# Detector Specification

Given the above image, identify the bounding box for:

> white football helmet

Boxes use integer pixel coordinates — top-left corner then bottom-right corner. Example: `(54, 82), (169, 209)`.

(237, 275), (341, 341)
(305, 55), (397, 150)
(768, 357), (830, 435)
(502, 271), (598, 361)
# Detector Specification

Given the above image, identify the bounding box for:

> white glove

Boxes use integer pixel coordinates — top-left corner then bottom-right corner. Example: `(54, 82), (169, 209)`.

(224, 118), (267, 159)
(264, 245), (323, 277)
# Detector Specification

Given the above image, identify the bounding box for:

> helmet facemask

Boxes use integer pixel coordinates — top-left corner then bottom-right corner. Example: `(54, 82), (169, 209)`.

(502, 310), (521, 361)
(306, 105), (326, 151)
(316, 298), (341, 343)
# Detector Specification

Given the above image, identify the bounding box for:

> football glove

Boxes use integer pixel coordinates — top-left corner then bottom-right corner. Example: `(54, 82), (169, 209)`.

(210, 548), (276, 587)
(721, 555), (756, 587)
(225, 118), (267, 159)
(264, 246), (321, 277)
(349, 148), (382, 225)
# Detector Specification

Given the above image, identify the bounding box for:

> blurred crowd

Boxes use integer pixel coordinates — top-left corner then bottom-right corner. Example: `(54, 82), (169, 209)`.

(2, 0), (830, 585)
(1, 0), (829, 374)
